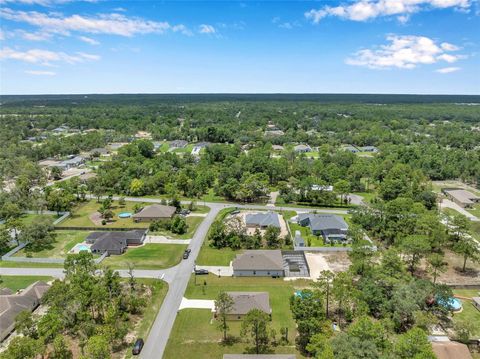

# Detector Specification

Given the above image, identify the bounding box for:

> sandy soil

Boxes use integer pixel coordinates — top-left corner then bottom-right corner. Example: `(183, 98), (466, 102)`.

(305, 252), (351, 280)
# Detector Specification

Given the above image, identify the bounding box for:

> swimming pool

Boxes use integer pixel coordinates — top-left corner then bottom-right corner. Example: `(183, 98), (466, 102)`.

(118, 212), (133, 218)
(438, 297), (463, 311)
(77, 244), (91, 252)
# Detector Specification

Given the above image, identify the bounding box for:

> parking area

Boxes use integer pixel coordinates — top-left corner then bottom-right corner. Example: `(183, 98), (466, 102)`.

(281, 250), (310, 277)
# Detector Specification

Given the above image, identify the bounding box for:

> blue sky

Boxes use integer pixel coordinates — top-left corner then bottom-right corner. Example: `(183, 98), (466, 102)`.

(0, 0), (479, 94)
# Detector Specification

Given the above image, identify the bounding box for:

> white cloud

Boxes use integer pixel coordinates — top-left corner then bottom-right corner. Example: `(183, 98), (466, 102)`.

(305, 0), (471, 23)
(0, 29), (4, 41)
(435, 66), (461, 73)
(19, 30), (52, 41)
(0, 8), (189, 37)
(78, 35), (100, 45)
(0, 47), (100, 65)
(24, 69), (56, 75)
(345, 35), (464, 69)
(199, 24), (216, 34)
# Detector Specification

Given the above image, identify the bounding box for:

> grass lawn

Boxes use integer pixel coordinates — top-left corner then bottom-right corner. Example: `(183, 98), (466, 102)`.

(151, 216), (204, 239)
(0, 275), (53, 291)
(289, 222), (324, 247)
(196, 245), (239, 266)
(21, 213), (60, 225)
(57, 200), (151, 229)
(164, 275), (311, 359)
(353, 192), (377, 203)
(13, 230), (90, 258)
(102, 243), (186, 269)
(452, 289), (480, 338)
(124, 278), (168, 359)
(468, 204), (480, 218)
(0, 261), (64, 268)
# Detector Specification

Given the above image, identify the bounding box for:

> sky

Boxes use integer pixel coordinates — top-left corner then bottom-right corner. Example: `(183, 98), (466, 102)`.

(0, 0), (479, 95)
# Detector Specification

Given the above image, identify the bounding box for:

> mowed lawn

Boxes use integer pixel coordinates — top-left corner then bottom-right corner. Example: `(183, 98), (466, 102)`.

(57, 200), (151, 229)
(0, 275), (53, 291)
(196, 245), (239, 266)
(13, 231), (90, 258)
(151, 216), (204, 239)
(164, 275), (311, 359)
(453, 289), (480, 338)
(102, 244), (186, 269)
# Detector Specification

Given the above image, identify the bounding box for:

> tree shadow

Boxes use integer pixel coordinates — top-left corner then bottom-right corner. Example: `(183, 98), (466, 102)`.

(453, 266), (479, 277)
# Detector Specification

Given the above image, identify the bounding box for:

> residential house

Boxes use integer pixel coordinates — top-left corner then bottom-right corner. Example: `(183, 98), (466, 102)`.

(132, 204), (176, 222)
(360, 146), (379, 153)
(294, 144), (312, 153)
(169, 140), (188, 149)
(443, 189), (480, 208)
(87, 148), (110, 158)
(59, 155), (85, 170)
(86, 230), (147, 255)
(431, 341), (473, 359)
(245, 212), (281, 229)
(0, 281), (50, 342)
(311, 185), (333, 192)
(232, 250), (284, 277)
(343, 145), (359, 153)
(297, 214), (349, 243)
(216, 292), (271, 320)
(472, 297), (480, 311)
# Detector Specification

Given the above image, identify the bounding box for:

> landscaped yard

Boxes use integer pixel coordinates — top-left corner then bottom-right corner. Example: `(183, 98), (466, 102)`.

(452, 289), (480, 338)
(289, 221), (324, 247)
(13, 230), (90, 258)
(196, 245), (239, 266)
(151, 216), (204, 239)
(0, 275), (53, 291)
(124, 278), (169, 359)
(102, 243), (186, 269)
(164, 274), (311, 359)
(57, 200), (151, 228)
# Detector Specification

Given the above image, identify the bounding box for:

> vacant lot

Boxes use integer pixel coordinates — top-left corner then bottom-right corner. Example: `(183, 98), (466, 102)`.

(164, 275), (311, 359)
(452, 289), (480, 339)
(0, 275), (53, 291)
(196, 245), (239, 266)
(13, 230), (90, 258)
(102, 243), (186, 269)
(151, 216), (204, 239)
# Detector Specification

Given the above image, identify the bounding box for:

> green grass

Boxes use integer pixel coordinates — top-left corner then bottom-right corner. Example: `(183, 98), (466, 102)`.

(289, 222), (324, 247)
(467, 204), (480, 218)
(13, 231), (90, 258)
(164, 275), (311, 359)
(124, 278), (168, 359)
(151, 216), (204, 239)
(352, 192), (377, 203)
(58, 200), (151, 228)
(196, 246), (239, 266)
(0, 261), (65, 268)
(20, 213), (59, 225)
(452, 289), (480, 338)
(0, 275), (53, 291)
(102, 243), (186, 269)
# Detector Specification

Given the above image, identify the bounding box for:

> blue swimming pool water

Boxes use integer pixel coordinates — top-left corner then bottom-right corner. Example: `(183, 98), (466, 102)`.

(438, 297), (462, 311)
(77, 244), (91, 252)
(118, 212), (132, 218)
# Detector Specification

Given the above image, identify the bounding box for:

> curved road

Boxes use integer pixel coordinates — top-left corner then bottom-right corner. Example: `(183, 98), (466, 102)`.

(0, 197), (348, 358)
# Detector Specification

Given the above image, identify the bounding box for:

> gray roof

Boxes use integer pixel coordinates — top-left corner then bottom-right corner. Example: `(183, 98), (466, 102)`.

(60, 156), (84, 166)
(0, 281), (50, 341)
(224, 355), (296, 359)
(170, 140), (188, 148)
(360, 146), (378, 151)
(298, 213), (348, 232)
(225, 292), (271, 315)
(132, 204), (176, 219)
(87, 230), (146, 242)
(294, 144), (311, 152)
(90, 236), (127, 252)
(444, 189), (480, 205)
(89, 147), (109, 155)
(472, 297), (480, 306)
(232, 250), (283, 271)
(245, 212), (281, 228)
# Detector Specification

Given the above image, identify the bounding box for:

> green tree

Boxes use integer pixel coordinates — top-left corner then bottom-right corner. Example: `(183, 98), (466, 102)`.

(15, 310), (37, 338)
(316, 270), (335, 318)
(51, 335), (72, 359)
(399, 235), (431, 274)
(50, 166), (63, 180)
(427, 253), (447, 284)
(84, 335), (111, 359)
(264, 226), (281, 248)
(393, 327), (435, 359)
(453, 237), (480, 272)
(215, 291), (234, 342)
(20, 217), (56, 252)
(0, 336), (43, 359)
(241, 309), (271, 354)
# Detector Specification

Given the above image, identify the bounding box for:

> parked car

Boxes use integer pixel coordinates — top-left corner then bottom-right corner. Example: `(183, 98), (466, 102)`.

(179, 209), (191, 216)
(183, 249), (191, 259)
(194, 268), (209, 275)
(132, 338), (144, 355)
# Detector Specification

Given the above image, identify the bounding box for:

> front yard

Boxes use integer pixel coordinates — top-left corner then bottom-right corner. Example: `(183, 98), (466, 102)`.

(102, 243), (186, 269)
(163, 274), (311, 359)
(0, 275), (53, 291)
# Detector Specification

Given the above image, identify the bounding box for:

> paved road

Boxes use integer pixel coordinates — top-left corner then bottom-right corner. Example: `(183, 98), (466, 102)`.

(2, 195), (347, 358)
(440, 199), (479, 222)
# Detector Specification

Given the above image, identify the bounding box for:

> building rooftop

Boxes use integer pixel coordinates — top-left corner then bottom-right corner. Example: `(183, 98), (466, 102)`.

(298, 213), (348, 232)
(245, 212), (281, 228)
(132, 204), (176, 219)
(225, 292), (271, 315)
(232, 250), (284, 271)
(444, 189), (480, 205)
(432, 341), (473, 359)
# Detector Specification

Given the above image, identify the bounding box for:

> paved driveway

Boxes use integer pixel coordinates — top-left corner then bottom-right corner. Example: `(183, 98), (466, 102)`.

(196, 265), (233, 276)
(146, 235), (191, 244)
(440, 199), (479, 221)
(179, 297), (215, 311)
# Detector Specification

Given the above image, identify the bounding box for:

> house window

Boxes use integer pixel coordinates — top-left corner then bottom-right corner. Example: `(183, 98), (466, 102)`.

(253, 271), (256, 275)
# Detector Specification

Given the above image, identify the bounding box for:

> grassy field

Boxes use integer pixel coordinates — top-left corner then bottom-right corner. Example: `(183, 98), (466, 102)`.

(468, 204), (480, 218)
(196, 245), (239, 266)
(0, 275), (53, 291)
(151, 216), (204, 239)
(102, 243), (186, 269)
(13, 230), (90, 258)
(0, 261), (65, 268)
(164, 275), (311, 359)
(289, 222), (324, 247)
(0, 213), (59, 229)
(58, 200), (151, 228)
(452, 289), (480, 338)
(124, 278), (169, 359)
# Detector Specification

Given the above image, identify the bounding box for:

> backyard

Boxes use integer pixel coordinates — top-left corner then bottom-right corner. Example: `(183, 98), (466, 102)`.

(452, 289), (480, 339)
(163, 274), (311, 359)
(151, 215), (205, 239)
(102, 243), (186, 269)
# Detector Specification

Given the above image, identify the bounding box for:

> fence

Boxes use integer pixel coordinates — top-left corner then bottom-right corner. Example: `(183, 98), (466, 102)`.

(55, 226), (147, 231)
(293, 246), (352, 252)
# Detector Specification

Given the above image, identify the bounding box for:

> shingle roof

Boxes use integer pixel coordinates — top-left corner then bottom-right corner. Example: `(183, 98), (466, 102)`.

(86, 230), (147, 243)
(232, 250), (283, 271)
(432, 341), (473, 359)
(298, 214), (348, 232)
(294, 144), (311, 151)
(245, 212), (281, 228)
(445, 189), (480, 205)
(91, 236), (127, 252)
(225, 292), (271, 315)
(132, 205), (176, 219)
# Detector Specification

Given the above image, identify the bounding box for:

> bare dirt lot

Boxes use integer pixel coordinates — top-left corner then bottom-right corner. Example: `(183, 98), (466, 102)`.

(435, 250), (480, 285)
(305, 252), (351, 280)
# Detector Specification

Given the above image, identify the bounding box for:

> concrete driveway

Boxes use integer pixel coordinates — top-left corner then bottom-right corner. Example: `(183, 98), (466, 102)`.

(179, 297), (215, 311)
(146, 235), (191, 244)
(440, 199), (479, 221)
(195, 265), (233, 277)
